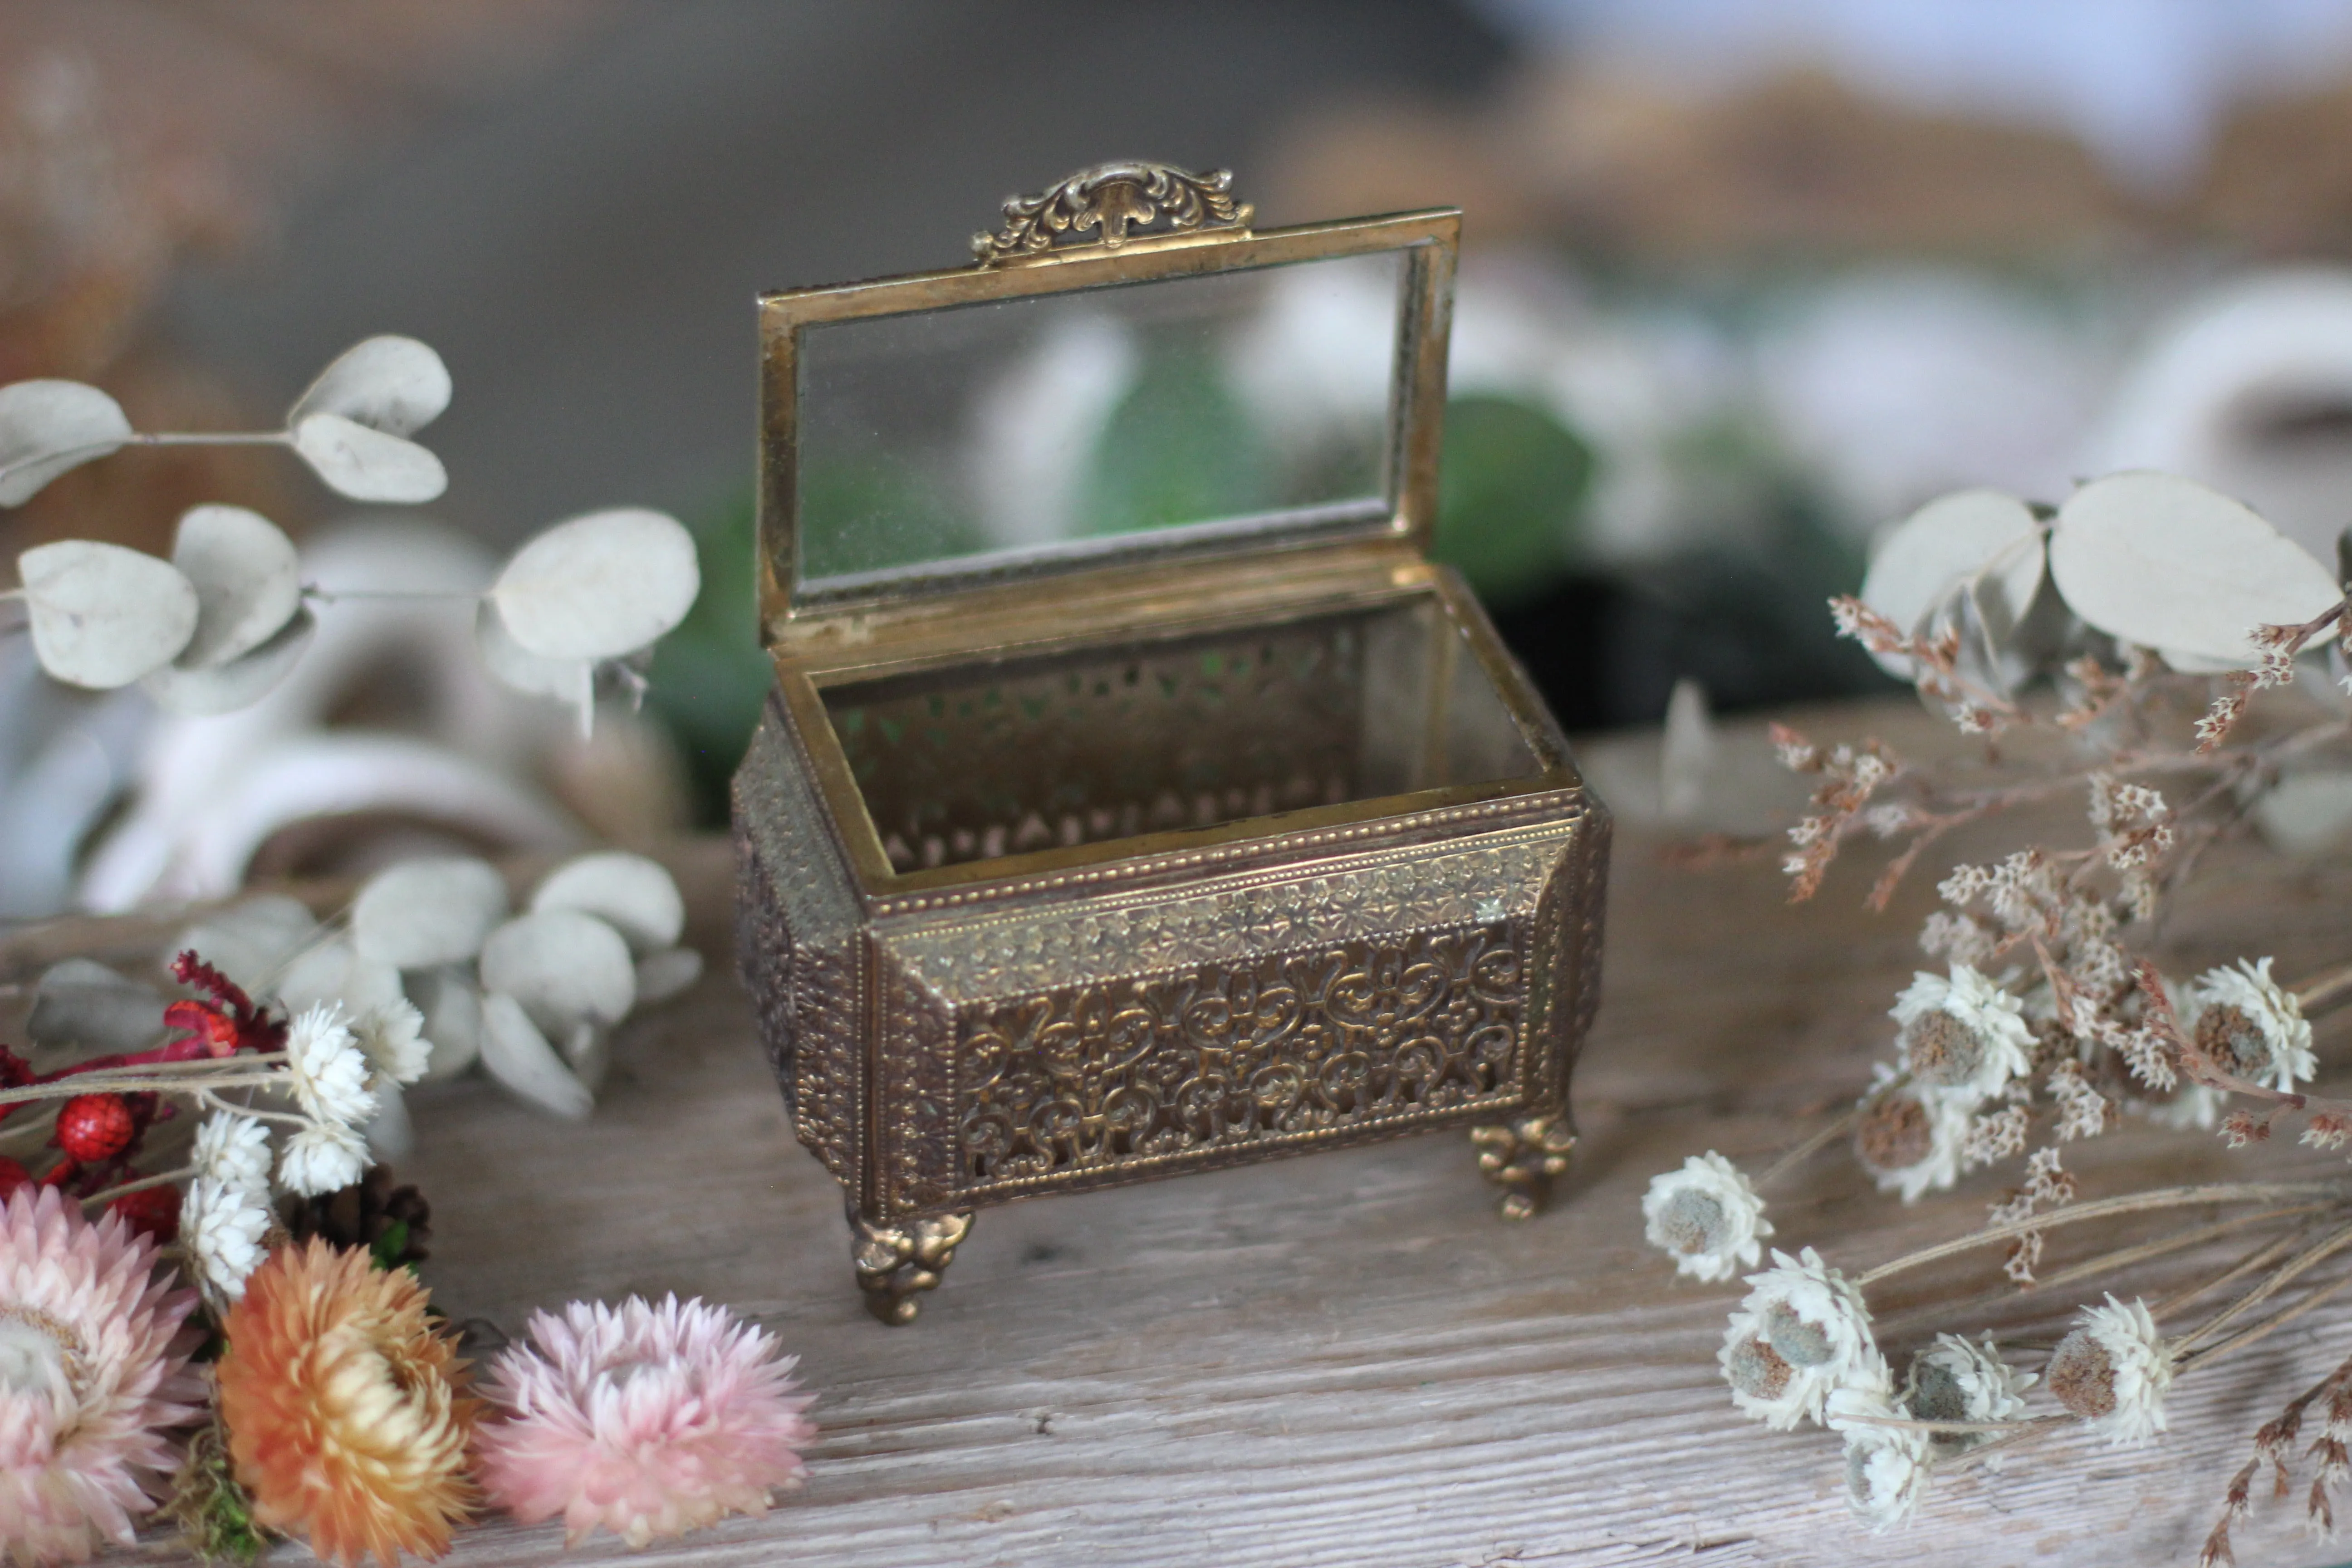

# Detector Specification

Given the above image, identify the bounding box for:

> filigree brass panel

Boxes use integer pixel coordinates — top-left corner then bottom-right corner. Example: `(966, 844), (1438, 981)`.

(956, 921), (1525, 1194)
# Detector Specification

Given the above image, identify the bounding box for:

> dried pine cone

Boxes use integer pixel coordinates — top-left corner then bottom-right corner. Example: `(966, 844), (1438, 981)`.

(278, 1164), (431, 1269)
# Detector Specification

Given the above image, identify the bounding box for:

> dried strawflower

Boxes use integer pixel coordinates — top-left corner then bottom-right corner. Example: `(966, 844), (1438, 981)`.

(0, 1186), (201, 1564)
(1853, 1075), (1973, 1203)
(2047, 1294), (2174, 1446)
(281, 1005), (376, 1131)
(1722, 1248), (1882, 1428)
(475, 1295), (815, 1549)
(181, 1177), (273, 1305)
(1719, 1310), (1812, 1430)
(1904, 1333), (2033, 1455)
(1891, 965), (2034, 1101)
(1827, 1380), (1929, 1529)
(275, 1122), (368, 1200)
(1642, 1152), (1772, 1283)
(2187, 958), (2316, 1093)
(190, 1113), (270, 1196)
(215, 1240), (476, 1566)
(348, 1000), (428, 1091)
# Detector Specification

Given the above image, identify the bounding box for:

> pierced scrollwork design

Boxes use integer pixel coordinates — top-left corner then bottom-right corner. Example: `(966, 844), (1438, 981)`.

(972, 161), (1253, 266)
(849, 1205), (973, 1326)
(1470, 1113), (1576, 1221)
(954, 922), (1526, 1192)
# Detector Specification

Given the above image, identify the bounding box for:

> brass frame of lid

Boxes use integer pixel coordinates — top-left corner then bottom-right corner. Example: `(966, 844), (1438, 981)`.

(755, 206), (1461, 648)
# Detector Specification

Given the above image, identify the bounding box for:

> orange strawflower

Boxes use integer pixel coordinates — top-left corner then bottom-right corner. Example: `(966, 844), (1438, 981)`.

(215, 1240), (476, 1566)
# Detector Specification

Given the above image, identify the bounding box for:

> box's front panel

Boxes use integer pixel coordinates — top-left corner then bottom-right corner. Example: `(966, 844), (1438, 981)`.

(872, 811), (1595, 1215)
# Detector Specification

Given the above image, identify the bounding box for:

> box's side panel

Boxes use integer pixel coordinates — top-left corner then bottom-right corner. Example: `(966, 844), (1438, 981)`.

(733, 695), (867, 1188)
(1525, 797), (1611, 1118)
(873, 807), (1595, 1212)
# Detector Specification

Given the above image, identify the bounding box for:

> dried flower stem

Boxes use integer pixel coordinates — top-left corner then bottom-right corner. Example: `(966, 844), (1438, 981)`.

(1855, 1183), (2352, 1289)
(2180, 1271), (2352, 1371)
(2294, 959), (2352, 1016)
(2151, 1225), (2332, 1319)
(2176, 1221), (2352, 1356)
(1876, 1206), (2331, 1337)
(1756, 1102), (1871, 1190)
(80, 1165), (195, 1208)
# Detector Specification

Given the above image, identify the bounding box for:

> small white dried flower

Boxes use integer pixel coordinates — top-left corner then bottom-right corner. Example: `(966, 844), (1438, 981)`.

(1904, 1333), (2034, 1455)
(181, 1174), (273, 1301)
(191, 1111), (272, 1196)
(281, 1002), (378, 1129)
(1720, 1309), (1812, 1430)
(1919, 911), (1998, 970)
(351, 995), (430, 1088)
(2047, 1294), (2174, 1446)
(1891, 965), (2034, 1101)
(277, 1119), (368, 1197)
(1855, 1073), (1974, 1203)
(2188, 958), (2315, 1092)
(1828, 1379), (1930, 1530)
(1721, 1248), (1882, 1428)
(1642, 1152), (1772, 1283)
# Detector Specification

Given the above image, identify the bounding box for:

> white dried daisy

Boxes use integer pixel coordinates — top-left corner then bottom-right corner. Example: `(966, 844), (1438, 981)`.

(2187, 957), (2314, 1093)
(351, 995), (430, 1088)
(1904, 1333), (2033, 1454)
(1854, 1073), (1975, 1203)
(1891, 965), (2034, 1101)
(2046, 1294), (2173, 1446)
(181, 1175), (272, 1302)
(1721, 1247), (1882, 1427)
(1719, 1309), (1813, 1431)
(1828, 1379), (1929, 1530)
(277, 1119), (368, 1198)
(1642, 1152), (1773, 1283)
(191, 1112), (272, 1196)
(281, 1002), (377, 1129)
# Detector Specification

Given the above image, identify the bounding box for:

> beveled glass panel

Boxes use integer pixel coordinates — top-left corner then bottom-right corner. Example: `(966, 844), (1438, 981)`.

(793, 249), (1407, 592)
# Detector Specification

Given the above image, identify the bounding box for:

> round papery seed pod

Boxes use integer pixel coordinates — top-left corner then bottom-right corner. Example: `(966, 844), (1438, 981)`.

(1856, 1093), (1936, 1176)
(1761, 1300), (1836, 1368)
(2045, 1328), (2117, 1420)
(1652, 1187), (1727, 1260)
(1902, 1009), (1985, 1088)
(2195, 1004), (2264, 1079)
(55, 1093), (136, 1163)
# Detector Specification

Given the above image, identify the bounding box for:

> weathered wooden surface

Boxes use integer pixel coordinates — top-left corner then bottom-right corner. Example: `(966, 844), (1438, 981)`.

(115, 701), (2352, 1566)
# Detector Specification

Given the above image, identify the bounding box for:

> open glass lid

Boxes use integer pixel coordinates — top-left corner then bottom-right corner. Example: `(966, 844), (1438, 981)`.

(757, 162), (1459, 638)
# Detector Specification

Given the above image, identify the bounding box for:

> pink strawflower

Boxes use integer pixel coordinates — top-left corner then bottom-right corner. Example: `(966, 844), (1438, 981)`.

(0, 1186), (200, 1566)
(474, 1295), (814, 1548)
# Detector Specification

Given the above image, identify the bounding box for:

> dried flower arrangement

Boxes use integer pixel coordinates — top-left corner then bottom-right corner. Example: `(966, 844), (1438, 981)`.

(0, 337), (819, 1562)
(1644, 474), (2352, 1557)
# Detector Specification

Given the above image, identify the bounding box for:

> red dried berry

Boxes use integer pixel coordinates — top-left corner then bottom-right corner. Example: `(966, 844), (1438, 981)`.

(55, 1093), (136, 1163)
(108, 1184), (181, 1246)
(0, 1158), (29, 1200)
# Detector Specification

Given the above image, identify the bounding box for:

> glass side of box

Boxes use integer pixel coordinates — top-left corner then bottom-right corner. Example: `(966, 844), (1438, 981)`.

(816, 596), (1540, 876)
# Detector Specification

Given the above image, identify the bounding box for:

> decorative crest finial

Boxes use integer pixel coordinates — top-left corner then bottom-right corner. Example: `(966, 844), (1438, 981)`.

(972, 162), (1252, 267)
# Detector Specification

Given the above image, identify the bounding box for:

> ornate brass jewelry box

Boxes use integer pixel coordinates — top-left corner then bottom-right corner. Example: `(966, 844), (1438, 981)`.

(733, 163), (1609, 1323)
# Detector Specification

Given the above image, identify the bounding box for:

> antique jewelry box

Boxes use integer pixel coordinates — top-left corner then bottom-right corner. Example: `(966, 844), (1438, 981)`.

(734, 162), (1609, 1323)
